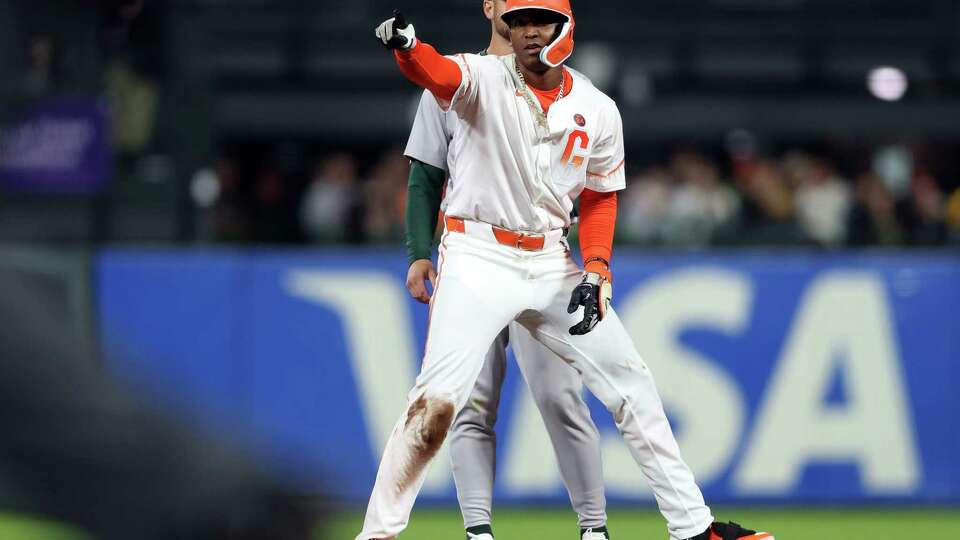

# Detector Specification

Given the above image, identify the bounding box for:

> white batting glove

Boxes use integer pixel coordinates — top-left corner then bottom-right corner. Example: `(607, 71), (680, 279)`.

(374, 10), (417, 51)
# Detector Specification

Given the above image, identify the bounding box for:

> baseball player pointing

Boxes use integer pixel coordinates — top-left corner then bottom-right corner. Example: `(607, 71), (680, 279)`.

(404, 2), (609, 540)
(368, 2), (775, 540)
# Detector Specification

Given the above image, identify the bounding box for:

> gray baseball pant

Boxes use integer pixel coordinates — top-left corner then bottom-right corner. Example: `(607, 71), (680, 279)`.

(449, 322), (607, 530)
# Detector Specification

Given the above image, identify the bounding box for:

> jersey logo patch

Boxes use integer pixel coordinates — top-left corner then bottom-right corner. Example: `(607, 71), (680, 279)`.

(574, 114), (586, 127)
(561, 129), (590, 169)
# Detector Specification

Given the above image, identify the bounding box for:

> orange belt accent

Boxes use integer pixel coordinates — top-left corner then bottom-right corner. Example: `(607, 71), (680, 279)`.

(445, 215), (465, 233)
(445, 216), (546, 251)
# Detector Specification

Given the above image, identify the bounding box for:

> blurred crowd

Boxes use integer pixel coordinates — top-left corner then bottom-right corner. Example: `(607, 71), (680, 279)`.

(619, 145), (959, 248)
(193, 143), (960, 249)
(193, 146), (410, 245)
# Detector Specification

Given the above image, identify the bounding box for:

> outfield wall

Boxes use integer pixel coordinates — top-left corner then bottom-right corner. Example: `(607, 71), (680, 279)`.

(96, 249), (960, 505)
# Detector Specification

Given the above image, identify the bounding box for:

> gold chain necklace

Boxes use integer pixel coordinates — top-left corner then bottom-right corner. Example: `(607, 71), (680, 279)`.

(514, 58), (564, 131)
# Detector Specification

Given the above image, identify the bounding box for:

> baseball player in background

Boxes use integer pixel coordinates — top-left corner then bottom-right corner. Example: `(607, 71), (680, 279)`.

(404, 2), (608, 540)
(370, 1), (775, 540)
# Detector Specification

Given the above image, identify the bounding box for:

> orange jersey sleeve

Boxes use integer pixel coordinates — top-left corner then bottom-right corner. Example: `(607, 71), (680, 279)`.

(395, 42), (462, 102)
(578, 189), (617, 281)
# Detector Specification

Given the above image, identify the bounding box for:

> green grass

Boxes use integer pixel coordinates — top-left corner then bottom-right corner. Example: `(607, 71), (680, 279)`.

(0, 513), (90, 540)
(3, 506), (959, 539)
(327, 506), (960, 539)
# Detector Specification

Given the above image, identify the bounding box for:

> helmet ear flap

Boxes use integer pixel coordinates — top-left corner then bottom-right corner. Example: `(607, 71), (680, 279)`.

(540, 20), (574, 67)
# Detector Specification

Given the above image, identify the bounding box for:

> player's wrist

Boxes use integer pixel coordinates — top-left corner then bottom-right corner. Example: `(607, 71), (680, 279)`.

(407, 253), (431, 266)
(584, 257), (611, 282)
(394, 39), (419, 56)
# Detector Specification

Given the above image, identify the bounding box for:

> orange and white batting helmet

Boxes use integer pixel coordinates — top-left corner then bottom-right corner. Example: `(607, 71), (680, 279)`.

(501, 0), (575, 68)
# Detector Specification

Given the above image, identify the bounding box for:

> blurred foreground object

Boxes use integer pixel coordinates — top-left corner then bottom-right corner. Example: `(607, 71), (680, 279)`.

(0, 271), (319, 540)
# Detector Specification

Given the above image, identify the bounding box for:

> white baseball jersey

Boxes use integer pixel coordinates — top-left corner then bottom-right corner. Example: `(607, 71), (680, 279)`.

(405, 90), (458, 214)
(405, 90), (458, 172)
(404, 62), (599, 170)
(423, 53), (625, 234)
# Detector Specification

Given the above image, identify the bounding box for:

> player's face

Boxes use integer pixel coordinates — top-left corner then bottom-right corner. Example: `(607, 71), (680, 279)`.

(507, 11), (563, 72)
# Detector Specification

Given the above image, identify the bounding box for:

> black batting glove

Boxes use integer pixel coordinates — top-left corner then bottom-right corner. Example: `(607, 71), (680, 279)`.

(567, 272), (612, 335)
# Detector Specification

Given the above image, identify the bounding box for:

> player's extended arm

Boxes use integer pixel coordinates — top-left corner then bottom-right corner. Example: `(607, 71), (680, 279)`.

(375, 12), (462, 102)
(396, 44), (462, 103)
(567, 189), (617, 335)
(405, 159), (445, 303)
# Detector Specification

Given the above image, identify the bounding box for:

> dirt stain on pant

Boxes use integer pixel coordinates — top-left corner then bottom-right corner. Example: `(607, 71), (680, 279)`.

(396, 396), (455, 494)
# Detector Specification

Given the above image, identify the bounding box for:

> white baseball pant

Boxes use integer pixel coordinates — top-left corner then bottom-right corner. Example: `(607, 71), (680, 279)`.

(357, 226), (713, 540)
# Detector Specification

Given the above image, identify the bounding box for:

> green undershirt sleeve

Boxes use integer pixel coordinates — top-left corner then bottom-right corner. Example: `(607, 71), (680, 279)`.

(405, 158), (446, 265)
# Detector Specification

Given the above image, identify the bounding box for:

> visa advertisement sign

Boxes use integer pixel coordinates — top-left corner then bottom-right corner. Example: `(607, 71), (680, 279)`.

(96, 249), (960, 504)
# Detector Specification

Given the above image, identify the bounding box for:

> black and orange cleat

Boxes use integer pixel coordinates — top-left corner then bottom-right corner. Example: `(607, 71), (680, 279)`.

(687, 521), (774, 540)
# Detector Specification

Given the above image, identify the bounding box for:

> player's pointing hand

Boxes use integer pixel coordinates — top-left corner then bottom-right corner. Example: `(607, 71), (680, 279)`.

(375, 10), (418, 50)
